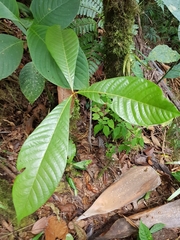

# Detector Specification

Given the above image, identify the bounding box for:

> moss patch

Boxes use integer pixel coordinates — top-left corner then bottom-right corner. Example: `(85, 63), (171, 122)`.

(103, 0), (139, 77)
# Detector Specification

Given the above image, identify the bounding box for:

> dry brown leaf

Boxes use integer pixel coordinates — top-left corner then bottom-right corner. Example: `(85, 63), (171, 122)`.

(31, 217), (48, 234)
(45, 216), (68, 240)
(130, 198), (180, 228)
(77, 166), (161, 220)
(101, 199), (180, 239)
(151, 132), (161, 148)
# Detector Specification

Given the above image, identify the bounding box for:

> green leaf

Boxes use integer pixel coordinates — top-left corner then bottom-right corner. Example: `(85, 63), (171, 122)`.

(162, 0), (180, 21)
(27, 25), (89, 90)
(19, 62), (46, 104)
(46, 25), (79, 90)
(167, 187), (180, 201)
(165, 63), (180, 78)
(103, 125), (110, 137)
(139, 221), (153, 240)
(66, 176), (78, 196)
(66, 233), (74, 240)
(27, 24), (68, 87)
(78, 77), (180, 126)
(30, 0), (80, 28)
(72, 160), (92, 170)
(150, 223), (165, 234)
(108, 119), (114, 129)
(74, 47), (89, 89)
(12, 97), (72, 221)
(0, 0), (19, 21)
(94, 124), (103, 135)
(172, 171), (180, 182)
(32, 232), (43, 240)
(148, 45), (180, 63)
(67, 140), (76, 163)
(0, 34), (23, 80)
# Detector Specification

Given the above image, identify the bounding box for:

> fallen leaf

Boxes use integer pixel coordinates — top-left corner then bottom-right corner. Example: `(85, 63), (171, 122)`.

(45, 216), (68, 240)
(77, 166), (161, 220)
(31, 217), (48, 234)
(74, 222), (87, 240)
(99, 199), (180, 239)
(151, 132), (161, 148)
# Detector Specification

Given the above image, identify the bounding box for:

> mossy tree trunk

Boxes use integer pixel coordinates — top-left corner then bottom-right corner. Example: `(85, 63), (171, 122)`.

(103, 0), (139, 78)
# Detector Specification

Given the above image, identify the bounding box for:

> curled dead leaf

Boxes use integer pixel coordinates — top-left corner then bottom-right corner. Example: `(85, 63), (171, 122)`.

(31, 217), (48, 234)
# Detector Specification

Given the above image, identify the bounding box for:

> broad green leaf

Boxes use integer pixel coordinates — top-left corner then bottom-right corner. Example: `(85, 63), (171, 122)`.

(30, 0), (80, 28)
(162, 0), (180, 21)
(165, 63), (180, 78)
(0, 34), (23, 80)
(74, 47), (89, 89)
(27, 25), (89, 90)
(167, 187), (180, 201)
(12, 97), (72, 221)
(139, 221), (153, 240)
(19, 62), (46, 104)
(0, 0), (19, 20)
(150, 223), (165, 234)
(46, 25), (79, 91)
(148, 45), (180, 63)
(78, 77), (180, 126)
(27, 24), (69, 88)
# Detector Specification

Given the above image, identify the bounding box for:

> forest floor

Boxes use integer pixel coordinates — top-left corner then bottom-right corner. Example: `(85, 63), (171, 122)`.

(1, 24), (180, 240)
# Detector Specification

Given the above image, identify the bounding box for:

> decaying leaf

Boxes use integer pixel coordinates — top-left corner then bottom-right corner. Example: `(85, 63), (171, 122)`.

(98, 199), (180, 239)
(45, 216), (68, 240)
(31, 217), (48, 234)
(77, 166), (161, 220)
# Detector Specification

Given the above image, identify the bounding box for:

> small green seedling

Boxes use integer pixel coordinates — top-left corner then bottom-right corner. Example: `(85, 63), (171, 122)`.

(66, 140), (91, 195)
(138, 221), (165, 240)
(67, 140), (92, 170)
(92, 102), (144, 157)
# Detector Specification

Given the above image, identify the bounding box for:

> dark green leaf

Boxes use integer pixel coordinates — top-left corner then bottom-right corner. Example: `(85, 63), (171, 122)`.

(19, 62), (46, 104)
(30, 0), (80, 28)
(148, 45), (180, 63)
(0, 34), (23, 80)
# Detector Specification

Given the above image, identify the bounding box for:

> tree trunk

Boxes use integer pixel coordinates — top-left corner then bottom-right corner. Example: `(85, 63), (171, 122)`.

(103, 0), (139, 78)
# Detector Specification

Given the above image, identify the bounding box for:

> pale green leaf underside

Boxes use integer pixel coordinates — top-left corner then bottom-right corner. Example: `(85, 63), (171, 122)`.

(13, 97), (72, 221)
(78, 77), (180, 126)
(0, 0), (19, 20)
(19, 62), (46, 104)
(163, 0), (180, 21)
(0, 34), (23, 80)
(46, 25), (79, 90)
(30, 0), (80, 28)
(165, 63), (180, 78)
(148, 45), (180, 63)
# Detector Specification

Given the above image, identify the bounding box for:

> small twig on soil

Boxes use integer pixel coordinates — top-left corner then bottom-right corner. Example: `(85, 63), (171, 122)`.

(0, 162), (16, 179)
